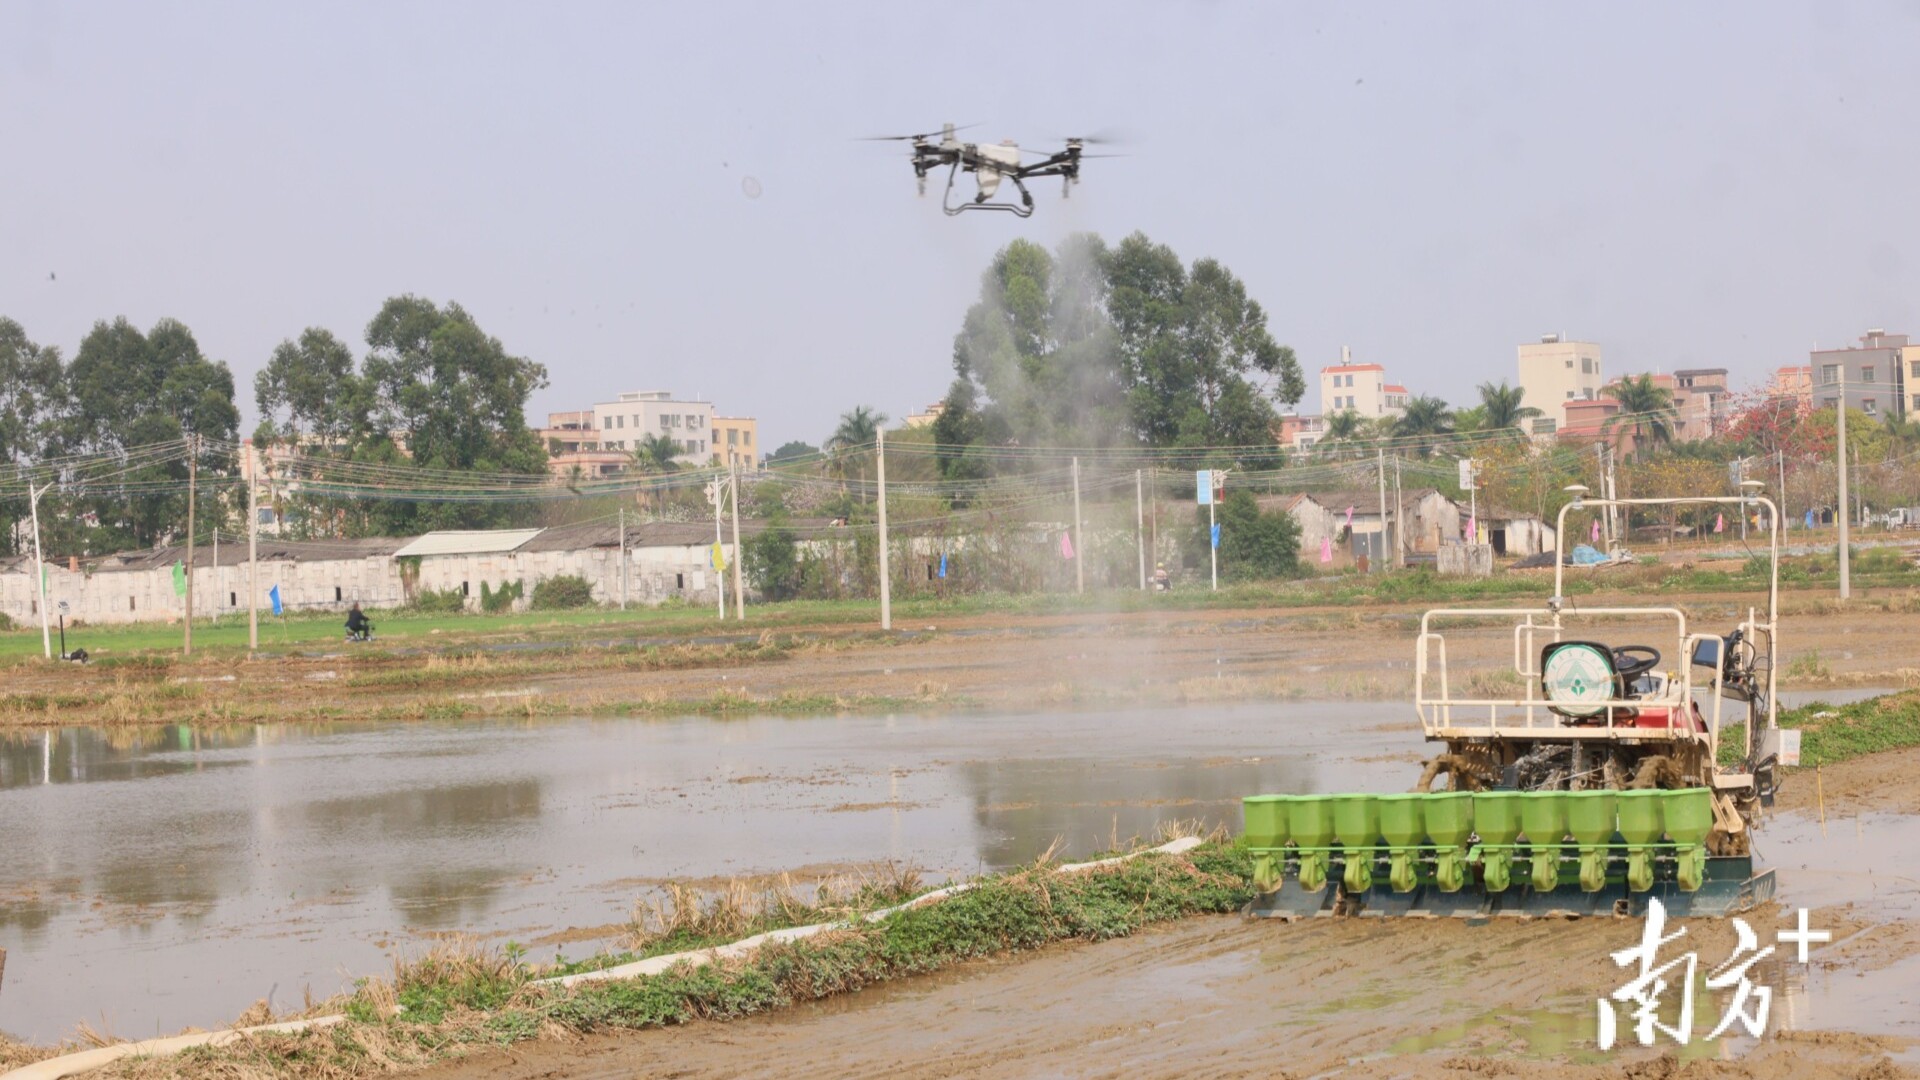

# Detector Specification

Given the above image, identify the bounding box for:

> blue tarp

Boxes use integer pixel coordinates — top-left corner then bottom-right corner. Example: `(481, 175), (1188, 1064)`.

(1570, 544), (1608, 565)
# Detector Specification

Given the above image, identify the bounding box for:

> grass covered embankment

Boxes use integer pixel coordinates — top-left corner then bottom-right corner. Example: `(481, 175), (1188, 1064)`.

(58, 842), (1253, 1079)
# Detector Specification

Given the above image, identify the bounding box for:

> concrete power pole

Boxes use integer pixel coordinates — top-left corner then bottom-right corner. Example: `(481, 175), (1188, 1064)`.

(710, 477), (725, 619)
(1135, 468), (1146, 591)
(1837, 392), (1851, 601)
(29, 481), (53, 659)
(618, 506), (627, 611)
(246, 444), (259, 653)
(876, 428), (891, 630)
(184, 435), (197, 656)
(729, 459), (744, 619)
(1375, 449), (1389, 574)
(1071, 456), (1084, 595)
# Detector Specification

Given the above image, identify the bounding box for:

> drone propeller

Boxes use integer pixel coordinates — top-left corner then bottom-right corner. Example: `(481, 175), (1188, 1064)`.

(1057, 127), (1130, 146)
(855, 123), (978, 143)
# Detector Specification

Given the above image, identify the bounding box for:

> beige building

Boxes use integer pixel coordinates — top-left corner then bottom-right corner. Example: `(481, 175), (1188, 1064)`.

(1319, 348), (1407, 419)
(592, 391), (715, 464)
(1517, 334), (1605, 435)
(711, 415), (759, 468)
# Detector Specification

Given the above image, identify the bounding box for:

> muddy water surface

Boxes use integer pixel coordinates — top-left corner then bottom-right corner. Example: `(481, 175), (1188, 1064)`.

(0, 702), (1419, 1043)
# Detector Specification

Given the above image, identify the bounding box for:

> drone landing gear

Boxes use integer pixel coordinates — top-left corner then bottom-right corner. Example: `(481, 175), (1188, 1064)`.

(940, 163), (1036, 217)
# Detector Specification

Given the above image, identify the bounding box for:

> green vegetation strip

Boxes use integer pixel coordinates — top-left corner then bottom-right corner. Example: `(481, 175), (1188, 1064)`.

(1719, 689), (1920, 768)
(55, 844), (1252, 1079)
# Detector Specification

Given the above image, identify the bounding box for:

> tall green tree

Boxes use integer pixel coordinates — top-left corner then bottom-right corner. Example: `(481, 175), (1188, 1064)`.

(66, 317), (239, 549)
(357, 296), (550, 531)
(0, 319), (69, 555)
(1190, 489), (1302, 580)
(1107, 232), (1303, 455)
(254, 327), (369, 445)
(948, 234), (1123, 454)
(1602, 375), (1678, 460)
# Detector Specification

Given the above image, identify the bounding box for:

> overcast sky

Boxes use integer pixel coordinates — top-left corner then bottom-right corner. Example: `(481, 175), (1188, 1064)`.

(5, 1), (1920, 449)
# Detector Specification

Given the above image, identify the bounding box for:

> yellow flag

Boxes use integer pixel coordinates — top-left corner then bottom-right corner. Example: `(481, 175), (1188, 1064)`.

(711, 542), (725, 571)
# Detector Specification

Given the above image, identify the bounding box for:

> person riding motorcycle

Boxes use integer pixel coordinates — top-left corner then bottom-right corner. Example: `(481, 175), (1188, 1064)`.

(345, 602), (372, 641)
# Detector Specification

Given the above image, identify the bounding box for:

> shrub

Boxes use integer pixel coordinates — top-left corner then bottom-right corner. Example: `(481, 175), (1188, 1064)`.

(479, 580), (524, 614)
(744, 514), (803, 601)
(410, 586), (467, 614)
(1190, 489), (1302, 581)
(531, 574), (597, 610)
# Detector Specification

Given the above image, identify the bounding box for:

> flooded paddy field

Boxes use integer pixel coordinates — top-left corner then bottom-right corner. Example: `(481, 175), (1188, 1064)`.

(0, 701), (1417, 1044)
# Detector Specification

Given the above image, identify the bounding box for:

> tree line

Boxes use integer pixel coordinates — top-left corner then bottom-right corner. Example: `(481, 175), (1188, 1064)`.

(0, 297), (549, 555)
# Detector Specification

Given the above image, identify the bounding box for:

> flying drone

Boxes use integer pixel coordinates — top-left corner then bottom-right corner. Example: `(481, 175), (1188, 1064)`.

(861, 123), (1119, 217)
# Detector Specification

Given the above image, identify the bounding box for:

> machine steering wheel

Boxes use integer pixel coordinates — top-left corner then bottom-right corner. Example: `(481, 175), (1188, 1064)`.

(1610, 645), (1662, 683)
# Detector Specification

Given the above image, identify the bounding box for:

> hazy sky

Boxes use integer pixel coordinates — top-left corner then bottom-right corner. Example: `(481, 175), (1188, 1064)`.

(5, 1), (1920, 449)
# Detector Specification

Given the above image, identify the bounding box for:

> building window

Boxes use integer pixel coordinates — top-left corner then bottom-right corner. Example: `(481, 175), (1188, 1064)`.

(743, 431), (752, 446)
(461, 581), (470, 596)
(1582, 358), (1594, 374)
(130, 596), (137, 611)
(727, 429), (738, 445)
(602, 416), (612, 429)
(1821, 364), (1840, 385)
(1565, 360), (1574, 369)
(676, 572), (685, 590)
(1912, 394), (1920, 412)
(229, 591), (237, 606)
(1864, 399), (1878, 416)
(1910, 360), (1919, 379)
(1862, 366), (1876, 383)
(335, 586), (343, 602)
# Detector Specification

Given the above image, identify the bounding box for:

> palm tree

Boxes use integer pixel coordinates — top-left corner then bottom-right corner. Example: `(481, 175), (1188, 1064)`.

(1391, 395), (1455, 457)
(825, 405), (887, 453)
(1601, 375), (1677, 460)
(1477, 380), (1542, 433)
(1452, 405), (1489, 435)
(1316, 409), (1367, 455)
(825, 405), (888, 496)
(630, 433), (683, 475)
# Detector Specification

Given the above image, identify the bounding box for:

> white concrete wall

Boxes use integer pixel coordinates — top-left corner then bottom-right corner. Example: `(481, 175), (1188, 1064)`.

(0, 543), (744, 627)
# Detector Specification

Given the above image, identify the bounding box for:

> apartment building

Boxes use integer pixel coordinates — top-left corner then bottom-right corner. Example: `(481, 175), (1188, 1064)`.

(1517, 333), (1604, 435)
(1276, 413), (1325, 451)
(1769, 365), (1814, 409)
(1671, 368), (1729, 441)
(536, 410), (629, 479)
(1811, 329), (1910, 420)
(592, 391), (716, 464)
(1319, 348), (1408, 419)
(711, 415), (760, 468)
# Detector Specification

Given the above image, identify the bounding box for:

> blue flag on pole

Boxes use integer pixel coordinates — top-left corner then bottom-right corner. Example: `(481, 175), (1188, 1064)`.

(1804, 509), (1815, 529)
(938, 552), (947, 579)
(268, 584), (283, 616)
(1210, 523), (1221, 550)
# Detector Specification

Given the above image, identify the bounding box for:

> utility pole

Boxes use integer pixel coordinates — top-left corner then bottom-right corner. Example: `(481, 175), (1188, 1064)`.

(246, 444), (259, 653)
(184, 435), (197, 656)
(709, 477), (725, 619)
(876, 428), (891, 630)
(1134, 468), (1146, 591)
(1777, 449), (1787, 531)
(1375, 449), (1389, 574)
(618, 506), (628, 611)
(211, 526), (219, 623)
(729, 459), (744, 619)
(29, 481), (52, 660)
(1071, 456), (1084, 595)
(1397, 451), (1413, 568)
(1837, 391), (1851, 601)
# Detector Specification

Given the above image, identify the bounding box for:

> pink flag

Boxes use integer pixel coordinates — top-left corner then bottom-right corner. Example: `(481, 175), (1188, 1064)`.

(1060, 532), (1075, 560)
(1345, 505), (1355, 528)
(1591, 519), (1601, 543)
(1466, 515), (1477, 543)
(1320, 536), (1333, 563)
(1714, 513), (1724, 534)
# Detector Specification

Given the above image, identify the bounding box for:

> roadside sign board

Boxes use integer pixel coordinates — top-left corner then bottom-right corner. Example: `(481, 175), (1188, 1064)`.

(1459, 459), (1476, 491)
(1777, 728), (1802, 767)
(1196, 470), (1212, 506)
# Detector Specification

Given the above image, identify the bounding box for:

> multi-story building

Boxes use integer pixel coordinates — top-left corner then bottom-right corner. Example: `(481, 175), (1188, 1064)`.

(1276, 413), (1325, 451)
(1671, 368), (1729, 442)
(592, 391), (716, 464)
(1517, 333), (1604, 436)
(536, 410), (629, 479)
(1769, 365), (1814, 409)
(1319, 348), (1408, 419)
(711, 416), (759, 468)
(1811, 329), (1909, 421)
